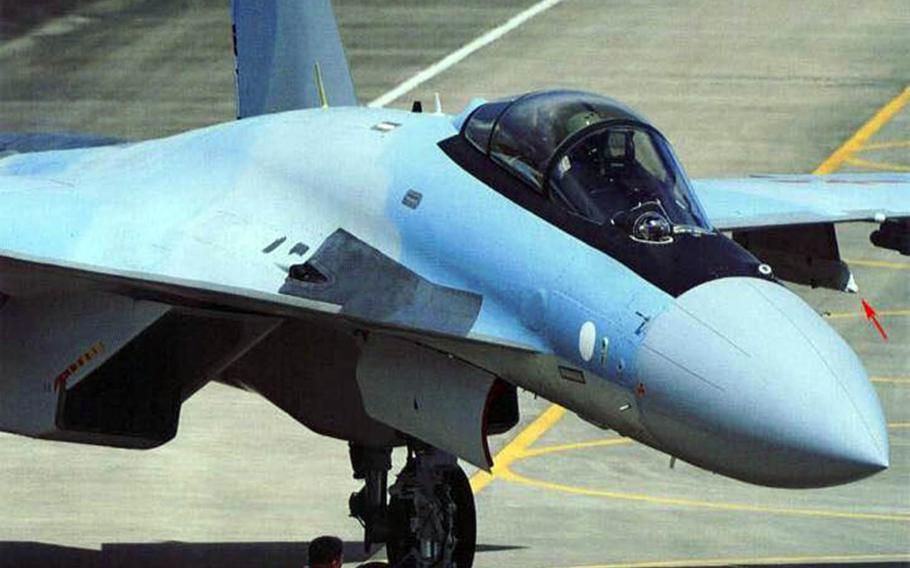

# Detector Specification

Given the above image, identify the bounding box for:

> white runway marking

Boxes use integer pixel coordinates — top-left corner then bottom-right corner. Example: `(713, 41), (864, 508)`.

(367, 0), (565, 108)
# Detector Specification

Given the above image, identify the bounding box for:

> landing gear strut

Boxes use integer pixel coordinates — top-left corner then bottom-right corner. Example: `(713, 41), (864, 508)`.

(349, 443), (476, 568)
(349, 444), (393, 548)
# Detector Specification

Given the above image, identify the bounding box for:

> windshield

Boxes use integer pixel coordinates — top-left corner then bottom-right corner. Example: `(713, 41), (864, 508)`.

(459, 90), (713, 244)
(464, 90), (645, 191)
(548, 122), (711, 239)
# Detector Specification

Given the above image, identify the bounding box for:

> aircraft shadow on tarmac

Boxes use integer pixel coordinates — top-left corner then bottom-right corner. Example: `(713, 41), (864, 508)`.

(0, 541), (525, 568)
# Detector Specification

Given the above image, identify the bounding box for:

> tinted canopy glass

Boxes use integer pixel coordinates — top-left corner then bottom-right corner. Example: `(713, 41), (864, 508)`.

(464, 90), (645, 190)
(461, 90), (712, 241)
(549, 123), (711, 237)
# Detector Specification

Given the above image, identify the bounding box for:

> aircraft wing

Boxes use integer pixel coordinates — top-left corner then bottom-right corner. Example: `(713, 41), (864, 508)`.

(0, 239), (535, 468)
(691, 172), (910, 291)
(0, 246), (537, 354)
(692, 173), (910, 230)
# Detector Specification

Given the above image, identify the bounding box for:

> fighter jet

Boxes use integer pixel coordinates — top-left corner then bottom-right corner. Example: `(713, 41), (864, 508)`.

(0, 2), (907, 567)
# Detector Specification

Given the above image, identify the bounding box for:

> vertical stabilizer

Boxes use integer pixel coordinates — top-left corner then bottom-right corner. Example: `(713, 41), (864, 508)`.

(231, 0), (357, 118)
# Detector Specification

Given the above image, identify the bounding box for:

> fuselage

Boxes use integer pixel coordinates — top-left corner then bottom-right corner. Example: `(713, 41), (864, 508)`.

(0, 99), (889, 488)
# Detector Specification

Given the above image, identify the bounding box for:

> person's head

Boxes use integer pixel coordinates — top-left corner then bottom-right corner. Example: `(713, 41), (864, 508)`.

(565, 109), (600, 138)
(308, 535), (344, 568)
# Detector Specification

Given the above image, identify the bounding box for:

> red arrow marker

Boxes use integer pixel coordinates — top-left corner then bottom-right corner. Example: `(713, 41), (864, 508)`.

(861, 298), (888, 341)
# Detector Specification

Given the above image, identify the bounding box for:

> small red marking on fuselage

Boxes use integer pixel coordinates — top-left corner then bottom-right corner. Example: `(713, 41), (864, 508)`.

(53, 342), (105, 393)
(636, 382), (647, 398)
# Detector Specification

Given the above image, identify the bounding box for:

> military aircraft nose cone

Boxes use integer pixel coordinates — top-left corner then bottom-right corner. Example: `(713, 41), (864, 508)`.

(635, 277), (889, 488)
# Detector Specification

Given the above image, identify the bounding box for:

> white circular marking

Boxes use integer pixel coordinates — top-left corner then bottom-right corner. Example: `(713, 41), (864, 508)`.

(758, 263), (773, 276)
(579, 321), (596, 362)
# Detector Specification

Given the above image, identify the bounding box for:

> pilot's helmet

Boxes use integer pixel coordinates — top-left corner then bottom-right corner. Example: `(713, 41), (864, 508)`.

(565, 110), (600, 137)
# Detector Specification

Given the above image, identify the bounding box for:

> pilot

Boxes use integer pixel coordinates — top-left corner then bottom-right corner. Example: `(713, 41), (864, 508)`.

(548, 110), (602, 208)
(308, 535), (344, 568)
(552, 110), (623, 222)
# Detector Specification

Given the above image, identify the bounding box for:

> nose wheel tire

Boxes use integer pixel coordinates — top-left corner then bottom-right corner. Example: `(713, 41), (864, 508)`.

(386, 456), (476, 568)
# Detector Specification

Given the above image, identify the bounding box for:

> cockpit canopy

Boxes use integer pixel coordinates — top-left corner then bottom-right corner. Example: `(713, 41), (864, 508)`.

(462, 90), (712, 241)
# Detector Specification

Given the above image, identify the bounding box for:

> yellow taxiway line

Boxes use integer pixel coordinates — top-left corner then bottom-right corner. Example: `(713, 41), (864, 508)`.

(844, 257), (910, 270)
(499, 468), (910, 522)
(824, 308), (910, 320)
(845, 156), (910, 172)
(520, 437), (632, 459)
(872, 376), (910, 384)
(470, 404), (566, 493)
(473, 416), (910, 518)
(814, 85), (910, 174)
(858, 139), (910, 151)
(563, 552), (910, 568)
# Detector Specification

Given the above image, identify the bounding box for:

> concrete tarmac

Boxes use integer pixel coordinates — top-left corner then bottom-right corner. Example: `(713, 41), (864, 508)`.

(0, 1), (908, 567)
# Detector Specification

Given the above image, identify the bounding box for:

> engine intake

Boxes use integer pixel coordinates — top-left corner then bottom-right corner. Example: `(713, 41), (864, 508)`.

(356, 335), (518, 469)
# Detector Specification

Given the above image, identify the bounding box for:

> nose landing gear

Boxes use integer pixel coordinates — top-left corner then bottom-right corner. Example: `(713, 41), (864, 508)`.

(349, 443), (476, 568)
